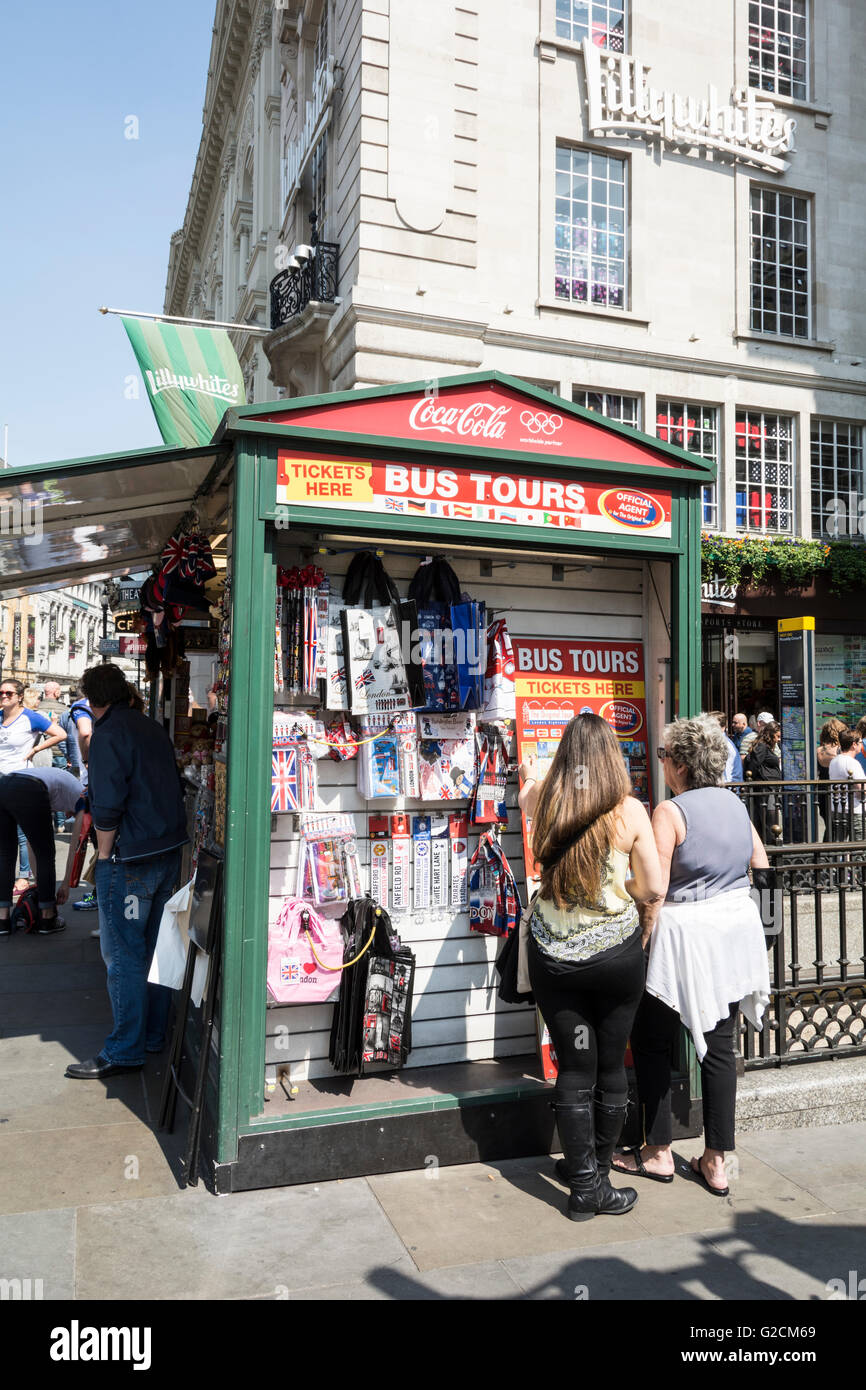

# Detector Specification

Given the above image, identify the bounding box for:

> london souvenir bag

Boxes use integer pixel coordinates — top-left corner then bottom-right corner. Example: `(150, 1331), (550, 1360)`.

(267, 897), (343, 1005)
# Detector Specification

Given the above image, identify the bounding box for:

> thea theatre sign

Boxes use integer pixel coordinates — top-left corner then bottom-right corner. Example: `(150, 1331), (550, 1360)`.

(581, 39), (796, 173)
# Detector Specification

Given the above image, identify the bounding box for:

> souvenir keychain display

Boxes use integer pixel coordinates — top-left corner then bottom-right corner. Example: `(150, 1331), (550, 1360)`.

(267, 541), (531, 947)
(277, 564), (326, 697)
(297, 813), (364, 909)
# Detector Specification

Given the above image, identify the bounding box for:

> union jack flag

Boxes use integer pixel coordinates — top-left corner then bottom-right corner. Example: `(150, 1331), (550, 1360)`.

(385, 497), (405, 512)
(355, 669), (375, 691)
(272, 748), (300, 813)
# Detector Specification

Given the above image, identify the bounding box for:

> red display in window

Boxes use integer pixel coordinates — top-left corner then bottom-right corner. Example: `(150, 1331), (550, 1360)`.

(735, 420), (763, 452)
(656, 413), (696, 449)
(749, 491), (774, 530)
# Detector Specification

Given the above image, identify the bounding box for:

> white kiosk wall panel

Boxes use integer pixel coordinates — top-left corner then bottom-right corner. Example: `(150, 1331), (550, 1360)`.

(268, 544), (644, 1081)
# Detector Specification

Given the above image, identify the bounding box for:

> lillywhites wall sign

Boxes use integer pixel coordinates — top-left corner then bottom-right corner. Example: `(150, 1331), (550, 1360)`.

(582, 39), (796, 173)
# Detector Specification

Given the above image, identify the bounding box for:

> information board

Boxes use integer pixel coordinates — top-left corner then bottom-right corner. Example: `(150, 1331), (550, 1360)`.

(777, 619), (815, 784)
(512, 638), (650, 880)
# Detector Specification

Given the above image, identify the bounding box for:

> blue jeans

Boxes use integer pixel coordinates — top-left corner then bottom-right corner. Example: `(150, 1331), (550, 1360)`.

(17, 826), (31, 878)
(95, 849), (181, 1065)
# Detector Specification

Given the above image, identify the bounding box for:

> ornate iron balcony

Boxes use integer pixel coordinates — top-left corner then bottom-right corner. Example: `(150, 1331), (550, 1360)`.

(269, 241), (339, 329)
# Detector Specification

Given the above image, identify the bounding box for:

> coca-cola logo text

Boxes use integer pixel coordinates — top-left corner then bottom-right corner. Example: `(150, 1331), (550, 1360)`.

(408, 398), (511, 440)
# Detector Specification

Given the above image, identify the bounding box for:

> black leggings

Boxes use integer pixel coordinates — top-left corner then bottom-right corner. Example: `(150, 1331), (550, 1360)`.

(630, 990), (739, 1151)
(528, 930), (645, 1105)
(0, 774), (57, 910)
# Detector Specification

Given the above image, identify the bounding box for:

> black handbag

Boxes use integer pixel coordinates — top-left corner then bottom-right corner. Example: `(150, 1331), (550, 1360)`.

(494, 921), (534, 1005)
(494, 891), (537, 1005)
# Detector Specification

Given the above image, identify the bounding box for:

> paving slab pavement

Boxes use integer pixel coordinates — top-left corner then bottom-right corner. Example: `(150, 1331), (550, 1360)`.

(2, 873), (865, 1302)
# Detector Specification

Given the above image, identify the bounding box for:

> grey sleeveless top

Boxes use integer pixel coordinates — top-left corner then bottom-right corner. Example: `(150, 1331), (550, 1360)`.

(666, 788), (753, 903)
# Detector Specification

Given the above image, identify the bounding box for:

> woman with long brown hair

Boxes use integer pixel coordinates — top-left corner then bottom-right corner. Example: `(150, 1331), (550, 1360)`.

(518, 713), (663, 1221)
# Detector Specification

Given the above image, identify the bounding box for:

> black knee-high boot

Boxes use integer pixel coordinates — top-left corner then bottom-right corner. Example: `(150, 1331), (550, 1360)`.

(593, 1095), (638, 1214)
(553, 1093), (601, 1222)
(554, 1094), (638, 1215)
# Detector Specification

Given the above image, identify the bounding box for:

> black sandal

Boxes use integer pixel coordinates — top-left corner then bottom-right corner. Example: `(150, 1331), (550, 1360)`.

(611, 1146), (674, 1184)
(689, 1155), (729, 1197)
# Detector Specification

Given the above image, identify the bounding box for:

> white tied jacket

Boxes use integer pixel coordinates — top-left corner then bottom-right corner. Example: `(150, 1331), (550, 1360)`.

(646, 885), (770, 1060)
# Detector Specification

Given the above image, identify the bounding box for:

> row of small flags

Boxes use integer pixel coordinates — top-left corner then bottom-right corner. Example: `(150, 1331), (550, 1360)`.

(383, 498), (581, 527)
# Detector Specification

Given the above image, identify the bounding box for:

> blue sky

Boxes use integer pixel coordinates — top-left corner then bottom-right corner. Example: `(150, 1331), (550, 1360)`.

(0, 2), (217, 468)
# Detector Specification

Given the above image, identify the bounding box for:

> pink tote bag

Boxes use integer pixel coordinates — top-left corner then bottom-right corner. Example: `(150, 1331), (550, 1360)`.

(267, 898), (343, 1005)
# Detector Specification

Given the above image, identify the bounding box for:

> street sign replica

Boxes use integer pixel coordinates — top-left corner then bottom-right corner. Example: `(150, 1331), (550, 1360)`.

(98, 638), (120, 655)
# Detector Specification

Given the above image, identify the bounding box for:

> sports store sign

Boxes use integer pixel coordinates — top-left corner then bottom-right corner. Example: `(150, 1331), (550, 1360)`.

(581, 38), (797, 173)
(277, 452), (671, 538)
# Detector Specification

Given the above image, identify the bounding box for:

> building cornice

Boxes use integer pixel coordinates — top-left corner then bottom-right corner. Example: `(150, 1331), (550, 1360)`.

(164, 0), (260, 315)
(324, 299), (866, 398)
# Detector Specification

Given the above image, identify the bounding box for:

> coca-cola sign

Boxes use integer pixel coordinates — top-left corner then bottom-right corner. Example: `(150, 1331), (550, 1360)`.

(258, 382), (687, 470)
(407, 398), (510, 440)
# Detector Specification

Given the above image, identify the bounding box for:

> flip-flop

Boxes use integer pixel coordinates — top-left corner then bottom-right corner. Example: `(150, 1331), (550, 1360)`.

(690, 1155), (729, 1197)
(611, 1145), (674, 1184)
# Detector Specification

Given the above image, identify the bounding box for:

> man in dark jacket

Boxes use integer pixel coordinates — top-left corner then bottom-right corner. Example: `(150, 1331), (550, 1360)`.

(66, 665), (188, 1080)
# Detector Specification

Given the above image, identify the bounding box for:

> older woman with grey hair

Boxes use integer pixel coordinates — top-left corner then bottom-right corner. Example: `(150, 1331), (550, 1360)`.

(613, 715), (771, 1196)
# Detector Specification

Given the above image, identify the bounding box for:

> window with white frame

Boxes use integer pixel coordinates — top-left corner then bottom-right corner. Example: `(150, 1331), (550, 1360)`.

(657, 401), (719, 530)
(573, 389), (640, 428)
(555, 147), (627, 309)
(750, 187), (810, 339)
(309, 131), (328, 236)
(811, 421), (865, 541)
(313, 4), (329, 76)
(735, 410), (795, 534)
(556, 0), (626, 49)
(748, 0), (808, 101)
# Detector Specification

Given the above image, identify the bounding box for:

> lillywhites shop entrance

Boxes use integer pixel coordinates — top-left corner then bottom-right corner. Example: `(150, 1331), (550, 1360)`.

(215, 373), (711, 1191)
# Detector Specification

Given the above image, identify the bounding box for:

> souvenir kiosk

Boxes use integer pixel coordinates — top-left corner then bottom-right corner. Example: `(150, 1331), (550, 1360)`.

(0, 373), (713, 1193)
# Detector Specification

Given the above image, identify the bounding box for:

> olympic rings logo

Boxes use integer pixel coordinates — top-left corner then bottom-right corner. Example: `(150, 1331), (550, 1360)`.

(520, 410), (563, 436)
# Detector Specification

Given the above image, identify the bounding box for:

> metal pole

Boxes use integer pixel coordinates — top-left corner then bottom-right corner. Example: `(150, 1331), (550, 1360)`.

(97, 306), (270, 337)
(101, 601), (108, 662)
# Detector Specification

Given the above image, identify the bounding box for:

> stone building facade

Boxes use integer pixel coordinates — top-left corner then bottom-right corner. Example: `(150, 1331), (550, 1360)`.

(167, 0), (865, 553)
(0, 584), (106, 690)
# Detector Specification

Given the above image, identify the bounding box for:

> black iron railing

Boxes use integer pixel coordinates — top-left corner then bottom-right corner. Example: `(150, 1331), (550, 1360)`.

(269, 241), (339, 329)
(741, 842), (866, 1069)
(730, 777), (866, 847)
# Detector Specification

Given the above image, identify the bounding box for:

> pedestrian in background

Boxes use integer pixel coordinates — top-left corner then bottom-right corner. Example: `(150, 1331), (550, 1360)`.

(828, 729), (866, 841)
(854, 717), (866, 778)
(732, 712), (757, 762)
(708, 711), (743, 782)
(0, 678), (67, 892)
(65, 664), (188, 1082)
(817, 719), (845, 841)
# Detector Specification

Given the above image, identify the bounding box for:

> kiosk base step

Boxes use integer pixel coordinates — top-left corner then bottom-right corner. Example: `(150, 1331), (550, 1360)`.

(207, 1063), (700, 1193)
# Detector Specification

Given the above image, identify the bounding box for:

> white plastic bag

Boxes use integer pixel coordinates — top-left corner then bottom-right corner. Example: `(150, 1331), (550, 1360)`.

(148, 879), (209, 1006)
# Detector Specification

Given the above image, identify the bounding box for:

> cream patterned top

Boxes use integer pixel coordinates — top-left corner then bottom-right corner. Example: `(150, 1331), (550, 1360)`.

(529, 848), (639, 962)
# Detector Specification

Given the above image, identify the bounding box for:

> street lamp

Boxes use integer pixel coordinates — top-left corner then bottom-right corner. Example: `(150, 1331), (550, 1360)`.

(100, 582), (112, 663)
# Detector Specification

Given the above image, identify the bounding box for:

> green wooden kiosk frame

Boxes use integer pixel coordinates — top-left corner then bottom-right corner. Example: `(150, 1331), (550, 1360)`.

(0, 371), (713, 1192)
(213, 371), (711, 1190)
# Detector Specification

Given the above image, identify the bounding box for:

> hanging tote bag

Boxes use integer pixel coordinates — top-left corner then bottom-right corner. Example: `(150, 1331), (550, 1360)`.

(267, 897), (344, 1005)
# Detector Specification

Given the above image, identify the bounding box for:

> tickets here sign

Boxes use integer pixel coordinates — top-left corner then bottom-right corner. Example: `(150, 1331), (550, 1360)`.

(276, 453), (672, 539)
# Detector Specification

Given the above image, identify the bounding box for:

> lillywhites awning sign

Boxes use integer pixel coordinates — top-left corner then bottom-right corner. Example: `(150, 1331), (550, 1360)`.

(582, 38), (797, 173)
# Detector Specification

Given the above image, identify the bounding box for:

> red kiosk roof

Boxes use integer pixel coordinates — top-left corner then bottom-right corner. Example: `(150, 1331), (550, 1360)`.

(233, 373), (715, 479)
